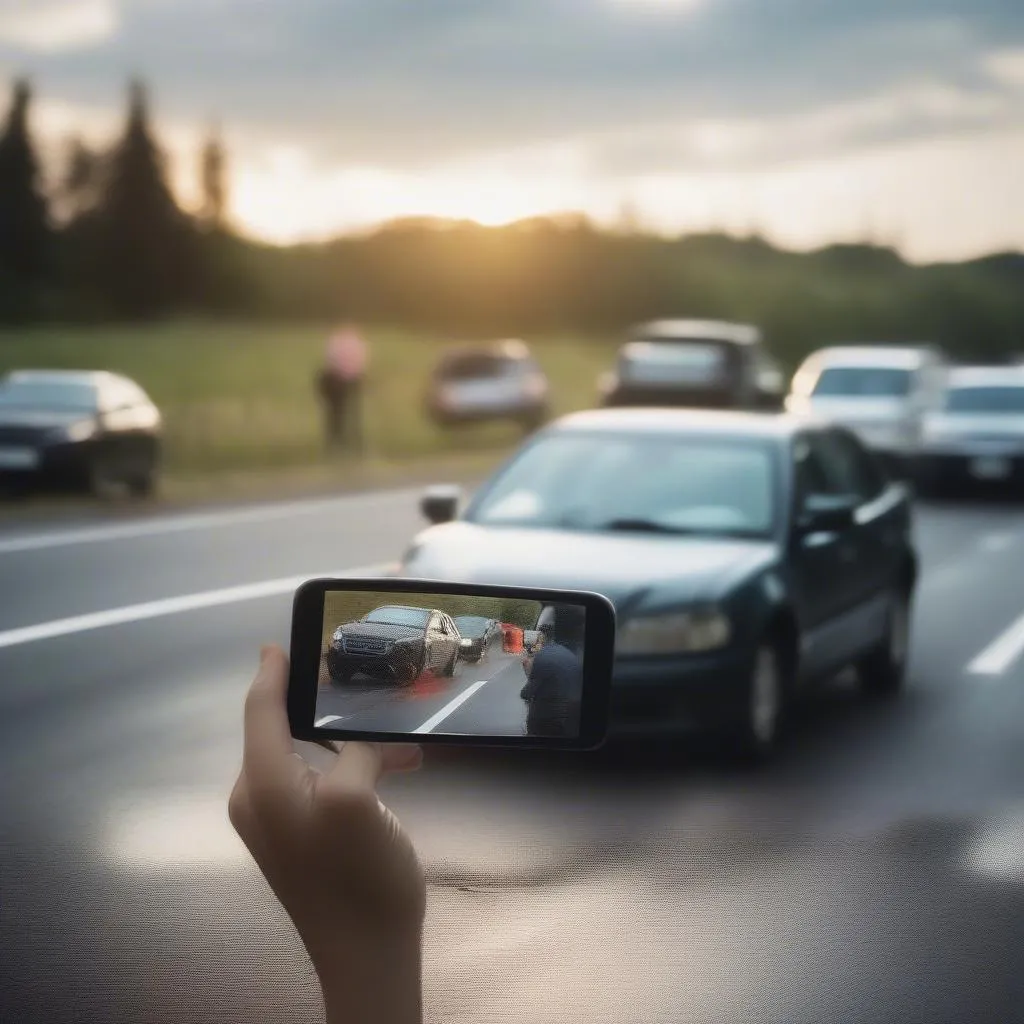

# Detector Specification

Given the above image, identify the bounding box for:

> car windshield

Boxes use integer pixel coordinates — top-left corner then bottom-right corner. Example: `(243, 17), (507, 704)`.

(811, 365), (913, 397)
(468, 432), (776, 537)
(0, 378), (97, 411)
(945, 385), (1024, 414)
(622, 340), (730, 385)
(454, 616), (489, 635)
(441, 355), (519, 380)
(362, 606), (430, 628)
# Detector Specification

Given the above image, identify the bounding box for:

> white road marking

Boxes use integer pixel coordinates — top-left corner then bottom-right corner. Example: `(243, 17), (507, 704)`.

(0, 488), (419, 555)
(413, 677), (493, 735)
(0, 563), (388, 650)
(966, 609), (1024, 676)
(315, 715), (349, 727)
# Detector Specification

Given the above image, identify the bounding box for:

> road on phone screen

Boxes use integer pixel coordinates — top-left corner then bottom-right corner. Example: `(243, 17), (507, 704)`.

(314, 644), (532, 736)
(2, 484), (1024, 1024)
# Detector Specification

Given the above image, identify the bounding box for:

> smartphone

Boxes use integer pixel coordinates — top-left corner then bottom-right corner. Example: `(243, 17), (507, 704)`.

(288, 577), (616, 749)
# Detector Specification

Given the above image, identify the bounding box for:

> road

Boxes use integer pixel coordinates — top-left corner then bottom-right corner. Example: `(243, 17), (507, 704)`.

(1, 486), (1024, 1023)
(315, 644), (534, 737)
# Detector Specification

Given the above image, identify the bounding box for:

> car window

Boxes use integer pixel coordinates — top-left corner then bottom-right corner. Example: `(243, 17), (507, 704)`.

(814, 428), (887, 502)
(469, 432), (777, 537)
(363, 606), (431, 628)
(811, 365), (913, 397)
(0, 377), (98, 411)
(793, 433), (842, 508)
(945, 385), (1024, 413)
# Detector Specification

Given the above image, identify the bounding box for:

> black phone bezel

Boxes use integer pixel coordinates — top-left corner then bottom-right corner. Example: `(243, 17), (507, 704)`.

(288, 577), (615, 750)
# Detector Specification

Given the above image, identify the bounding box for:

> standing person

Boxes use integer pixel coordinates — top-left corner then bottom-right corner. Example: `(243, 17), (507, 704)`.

(519, 604), (585, 738)
(317, 322), (368, 453)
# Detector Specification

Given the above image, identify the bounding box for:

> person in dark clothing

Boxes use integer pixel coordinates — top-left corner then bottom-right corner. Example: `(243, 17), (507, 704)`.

(317, 324), (368, 453)
(519, 604), (585, 738)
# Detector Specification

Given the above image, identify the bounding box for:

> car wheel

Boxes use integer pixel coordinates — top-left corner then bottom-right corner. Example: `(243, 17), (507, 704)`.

(127, 462), (158, 498)
(325, 652), (352, 686)
(857, 590), (910, 698)
(726, 643), (786, 763)
(87, 454), (121, 498)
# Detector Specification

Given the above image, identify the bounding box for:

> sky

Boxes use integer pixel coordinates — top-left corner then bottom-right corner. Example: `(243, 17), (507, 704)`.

(0, 0), (1023, 261)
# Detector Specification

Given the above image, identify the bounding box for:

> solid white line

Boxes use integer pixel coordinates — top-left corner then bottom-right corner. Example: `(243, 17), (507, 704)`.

(413, 677), (492, 735)
(315, 715), (348, 728)
(0, 488), (419, 555)
(967, 610), (1024, 676)
(0, 563), (388, 650)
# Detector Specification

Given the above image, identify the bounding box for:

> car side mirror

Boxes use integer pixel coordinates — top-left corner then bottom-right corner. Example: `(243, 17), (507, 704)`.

(797, 494), (858, 535)
(420, 484), (462, 525)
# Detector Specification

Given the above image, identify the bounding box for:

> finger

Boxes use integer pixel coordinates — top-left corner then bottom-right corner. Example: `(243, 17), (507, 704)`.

(242, 645), (302, 795)
(381, 743), (423, 774)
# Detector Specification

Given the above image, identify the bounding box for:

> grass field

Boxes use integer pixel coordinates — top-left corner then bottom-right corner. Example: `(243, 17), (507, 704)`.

(0, 321), (618, 482)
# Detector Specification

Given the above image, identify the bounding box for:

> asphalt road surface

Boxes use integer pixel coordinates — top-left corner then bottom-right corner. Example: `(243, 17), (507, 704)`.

(315, 644), (535, 737)
(2, 485), (1024, 1023)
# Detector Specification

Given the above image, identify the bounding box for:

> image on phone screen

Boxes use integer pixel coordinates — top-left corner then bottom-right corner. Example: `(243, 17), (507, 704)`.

(313, 588), (587, 738)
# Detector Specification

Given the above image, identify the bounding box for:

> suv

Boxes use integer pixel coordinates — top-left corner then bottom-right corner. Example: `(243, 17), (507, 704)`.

(325, 605), (463, 685)
(426, 340), (550, 433)
(786, 345), (948, 476)
(598, 320), (784, 412)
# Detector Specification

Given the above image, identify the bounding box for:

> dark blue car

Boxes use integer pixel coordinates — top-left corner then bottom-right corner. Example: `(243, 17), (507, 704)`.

(401, 408), (918, 760)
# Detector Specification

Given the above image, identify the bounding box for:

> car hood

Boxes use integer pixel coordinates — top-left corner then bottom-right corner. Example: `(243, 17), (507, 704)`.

(403, 523), (777, 615)
(924, 413), (1024, 439)
(800, 396), (911, 423)
(0, 409), (92, 429)
(334, 621), (424, 641)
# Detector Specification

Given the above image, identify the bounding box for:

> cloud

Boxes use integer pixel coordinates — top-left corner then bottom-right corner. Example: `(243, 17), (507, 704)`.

(0, 0), (1021, 169)
(0, 0), (117, 54)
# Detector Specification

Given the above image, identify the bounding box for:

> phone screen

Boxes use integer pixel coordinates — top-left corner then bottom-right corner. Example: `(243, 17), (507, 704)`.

(313, 587), (588, 739)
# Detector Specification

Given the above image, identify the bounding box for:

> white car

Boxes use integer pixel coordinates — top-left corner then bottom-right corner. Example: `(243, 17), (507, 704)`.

(785, 345), (947, 475)
(918, 366), (1024, 494)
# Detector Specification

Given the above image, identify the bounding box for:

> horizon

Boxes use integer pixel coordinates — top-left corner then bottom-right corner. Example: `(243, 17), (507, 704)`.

(3, 0), (1023, 263)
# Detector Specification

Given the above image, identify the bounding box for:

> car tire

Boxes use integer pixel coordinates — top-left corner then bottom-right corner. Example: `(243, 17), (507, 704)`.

(325, 651), (352, 686)
(87, 454), (120, 498)
(725, 643), (787, 764)
(857, 589), (910, 699)
(127, 462), (158, 498)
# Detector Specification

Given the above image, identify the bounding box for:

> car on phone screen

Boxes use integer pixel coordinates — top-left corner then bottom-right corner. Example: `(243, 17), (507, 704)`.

(401, 408), (917, 759)
(917, 366), (1024, 495)
(785, 345), (948, 478)
(426, 340), (550, 433)
(0, 369), (162, 496)
(598, 320), (785, 412)
(326, 605), (463, 685)
(451, 615), (500, 663)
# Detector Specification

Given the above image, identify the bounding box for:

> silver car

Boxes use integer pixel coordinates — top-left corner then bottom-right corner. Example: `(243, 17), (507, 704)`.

(785, 345), (948, 476)
(917, 366), (1024, 494)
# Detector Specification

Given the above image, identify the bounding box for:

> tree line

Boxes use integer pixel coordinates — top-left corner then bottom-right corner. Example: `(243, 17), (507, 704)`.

(2, 78), (1023, 368)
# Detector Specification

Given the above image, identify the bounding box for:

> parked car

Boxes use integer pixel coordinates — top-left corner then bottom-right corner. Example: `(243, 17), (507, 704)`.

(917, 366), (1024, 495)
(598, 320), (785, 412)
(325, 604), (463, 685)
(0, 369), (162, 496)
(425, 340), (550, 433)
(399, 407), (917, 760)
(452, 615), (501, 663)
(785, 345), (948, 477)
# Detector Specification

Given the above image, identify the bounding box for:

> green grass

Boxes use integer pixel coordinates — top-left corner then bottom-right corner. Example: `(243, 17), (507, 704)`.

(0, 320), (618, 478)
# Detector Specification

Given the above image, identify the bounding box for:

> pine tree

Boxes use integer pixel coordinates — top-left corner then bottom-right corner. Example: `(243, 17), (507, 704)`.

(199, 125), (228, 230)
(0, 78), (51, 317)
(92, 79), (197, 317)
(58, 136), (105, 223)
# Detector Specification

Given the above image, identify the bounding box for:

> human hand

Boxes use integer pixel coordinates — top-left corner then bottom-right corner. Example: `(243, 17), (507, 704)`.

(229, 645), (425, 1023)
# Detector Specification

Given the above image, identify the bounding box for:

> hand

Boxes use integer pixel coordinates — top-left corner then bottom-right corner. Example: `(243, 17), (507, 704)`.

(229, 645), (425, 1024)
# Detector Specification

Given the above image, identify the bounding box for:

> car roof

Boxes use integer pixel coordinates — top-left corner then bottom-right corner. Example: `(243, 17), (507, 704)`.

(440, 339), (530, 362)
(947, 366), (1024, 388)
(368, 604), (434, 614)
(628, 319), (761, 345)
(802, 345), (935, 370)
(549, 407), (816, 441)
(2, 369), (115, 386)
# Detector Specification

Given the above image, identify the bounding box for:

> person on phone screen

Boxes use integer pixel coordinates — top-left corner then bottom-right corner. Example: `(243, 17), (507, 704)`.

(519, 604), (585, 738)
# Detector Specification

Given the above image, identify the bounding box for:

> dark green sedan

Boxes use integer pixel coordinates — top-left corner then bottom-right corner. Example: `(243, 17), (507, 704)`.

(400, 408), (919, 760)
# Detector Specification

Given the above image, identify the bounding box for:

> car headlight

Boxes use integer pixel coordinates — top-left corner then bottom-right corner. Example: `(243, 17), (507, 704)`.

(617, 607), (732, 655)
(49, 419), (97, 443)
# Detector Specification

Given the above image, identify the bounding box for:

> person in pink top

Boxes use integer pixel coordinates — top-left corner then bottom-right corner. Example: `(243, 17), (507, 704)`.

(317, 323), (368, 452)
